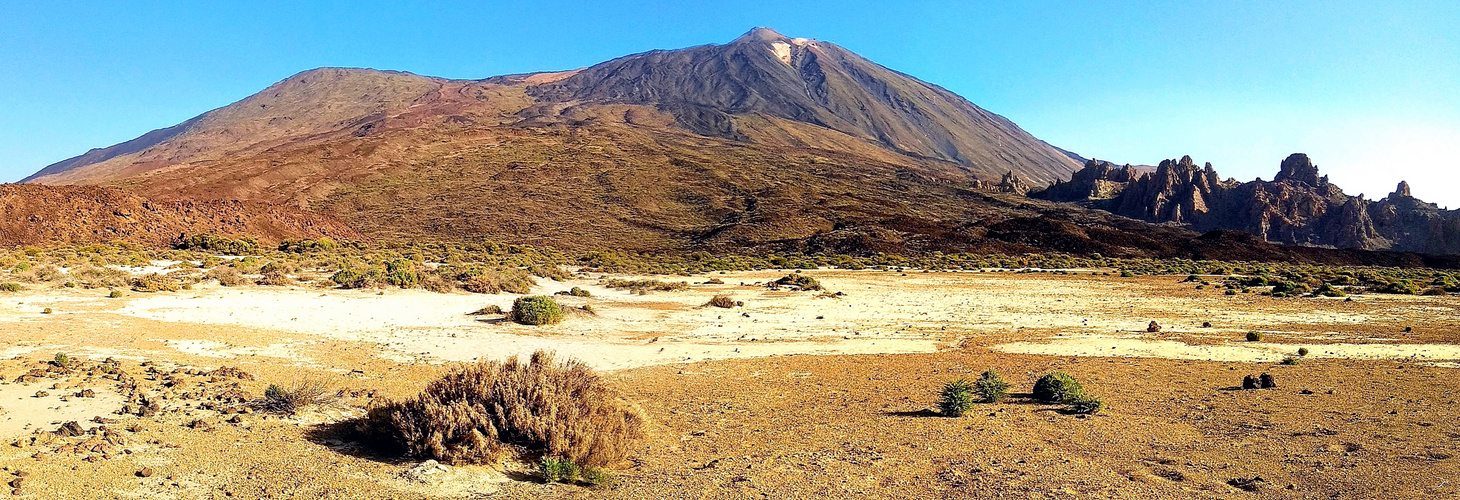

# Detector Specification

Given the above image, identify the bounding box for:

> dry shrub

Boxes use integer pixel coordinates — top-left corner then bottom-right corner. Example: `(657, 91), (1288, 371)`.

(206, 266), (249, 286)
(359, 351), (644, 467)
(602, 278), (689, 292)
(70, 265), (130, 289)
(131, 273), (181, 292)
(33, 264), (64, 282)
(260, 377), (337, 414)
(422, 274), (454, 293)
(462, 268), (536, 294)
(704, 294), (736, 308)
(256, 269), (294, 286)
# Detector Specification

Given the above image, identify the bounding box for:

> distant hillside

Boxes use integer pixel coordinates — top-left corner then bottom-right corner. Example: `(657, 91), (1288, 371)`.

(0, 184), (359, 248)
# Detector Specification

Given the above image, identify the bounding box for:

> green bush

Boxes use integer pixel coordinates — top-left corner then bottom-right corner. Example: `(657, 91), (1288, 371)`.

(1119, 270), (1134, 277)
(1067, 395), (1106, 415)
(568, 286), (590, 297)
(470, 305), (504, 315)
(937, 379), (976, 417)
(774, 273), (823, 291)
(108, 289), (123, 298)
(0, 282), (19, 292)
(385, 260), (420, 288)
(41, 307), (52, 314)
(174, 234), (258, 255)
(1246, 331), (1264, 342)
(511, 296), (565, 325)
(53, 352), (71, 369)
(1297, 347), (1310, 357)
(539, 456), (581, 483)
(1280, 356), (1301, 365)
(1033, 372), (1085, 403)
(974, 370), (1009, 403)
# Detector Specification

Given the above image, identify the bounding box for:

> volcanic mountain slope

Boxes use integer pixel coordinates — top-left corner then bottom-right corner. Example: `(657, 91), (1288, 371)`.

(22, 28), (1089, 253)
(1034, 154), (1460, 254)
(524, 27), (1078, 184)
(0, 184), (359, 248)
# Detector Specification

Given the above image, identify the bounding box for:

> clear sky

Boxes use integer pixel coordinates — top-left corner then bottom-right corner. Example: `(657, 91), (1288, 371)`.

(2, 1), (1457, 205)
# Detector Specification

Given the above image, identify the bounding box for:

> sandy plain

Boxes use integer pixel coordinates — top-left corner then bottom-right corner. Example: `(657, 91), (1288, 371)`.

(1, 269), (1458, 498)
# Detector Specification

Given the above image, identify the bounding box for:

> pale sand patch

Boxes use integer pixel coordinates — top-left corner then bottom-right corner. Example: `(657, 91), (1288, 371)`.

(116, 281), (941, 370)
(992, 333), (1460, 363)
(0, 382), (125, 439)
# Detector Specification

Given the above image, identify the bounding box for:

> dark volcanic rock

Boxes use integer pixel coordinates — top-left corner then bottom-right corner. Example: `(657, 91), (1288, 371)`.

(1033, 153), (1460, 255)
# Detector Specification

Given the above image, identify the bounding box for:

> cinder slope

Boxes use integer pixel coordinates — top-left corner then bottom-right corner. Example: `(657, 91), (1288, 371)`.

(530, 28), (1079, 184)
(24, 68), (442, 184)
(0, 184), (360, 247)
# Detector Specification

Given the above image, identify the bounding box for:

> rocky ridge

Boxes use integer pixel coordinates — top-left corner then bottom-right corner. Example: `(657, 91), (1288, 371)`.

(1033, 154), (1460, 254)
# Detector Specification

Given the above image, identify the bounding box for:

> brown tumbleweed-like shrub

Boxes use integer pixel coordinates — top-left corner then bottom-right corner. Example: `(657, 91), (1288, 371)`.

(359, 350), (643, 467)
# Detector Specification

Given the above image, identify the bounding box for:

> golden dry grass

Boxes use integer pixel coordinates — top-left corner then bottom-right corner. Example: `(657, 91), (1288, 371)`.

(360, 350), (644, 467)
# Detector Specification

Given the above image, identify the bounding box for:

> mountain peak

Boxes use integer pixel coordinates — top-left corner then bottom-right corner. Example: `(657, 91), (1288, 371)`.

(733, 27), (791, 43)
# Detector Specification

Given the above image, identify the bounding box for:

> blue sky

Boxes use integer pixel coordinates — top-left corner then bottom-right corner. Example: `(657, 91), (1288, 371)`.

(2, 1), (1457, 205)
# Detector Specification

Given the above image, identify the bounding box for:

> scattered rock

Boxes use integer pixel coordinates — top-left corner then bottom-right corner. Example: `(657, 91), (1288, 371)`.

(74, 389), (95, 398)
(1147, 321), (1162, 332)
(1242, 375), (1260, 390)
(136, 467), (153, 478)
(55, 421), (85, 437)
(1259, 373), (1277, 389)
(32, 391), (48, 398)
(1228, 476), (1265, 492)
(1202, 321), (1212, 328)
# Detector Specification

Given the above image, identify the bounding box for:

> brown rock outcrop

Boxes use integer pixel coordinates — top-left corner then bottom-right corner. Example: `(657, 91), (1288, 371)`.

(1033, 153), (1460, 255)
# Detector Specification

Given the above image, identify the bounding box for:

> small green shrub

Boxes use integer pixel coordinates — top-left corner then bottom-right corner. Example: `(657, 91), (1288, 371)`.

(937, 379), (976, 417)
(774, 273), (823, 291)
(580, 465), (614, 487)
(1280, 356), (1301, 366)
(53, 352), (71, 369)
(974, 369), (1009, 403)
(1297, 347), (1310, 357)
(385, 260), (420, 288)
(511, 296), (565, 325)
(1067, 395), (1106, 415)
(1033, 372), (1085, 403)
(108, 289), (123, 298)
(469, 304), (504, 315)
(331, 269), (364, 287)
(602, 278), (689, 292)
(1225, 289), (1237, 295)
(0, 282), (19, 292)
(568, 286), (590, 297)
(264, 384), (287, 401)
(1119, 270), (1134, 277)
(1246, 331), (1264, 342)
(539, 456), (581, 483)
(41, 308), (52, 314)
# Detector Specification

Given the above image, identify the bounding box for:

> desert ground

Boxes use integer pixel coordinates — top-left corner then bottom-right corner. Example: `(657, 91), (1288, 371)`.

(2, 268), (1458, 499)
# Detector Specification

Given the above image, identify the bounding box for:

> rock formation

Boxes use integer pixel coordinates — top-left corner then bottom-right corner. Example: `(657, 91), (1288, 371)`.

(1033, 153), (1460, 254)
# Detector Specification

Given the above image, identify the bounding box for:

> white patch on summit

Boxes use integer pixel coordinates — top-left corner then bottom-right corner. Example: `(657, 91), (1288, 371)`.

(771, 42), (792, 65)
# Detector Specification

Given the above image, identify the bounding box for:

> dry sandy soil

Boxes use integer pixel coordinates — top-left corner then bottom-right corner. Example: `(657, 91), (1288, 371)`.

(1, 269), (1458, 499)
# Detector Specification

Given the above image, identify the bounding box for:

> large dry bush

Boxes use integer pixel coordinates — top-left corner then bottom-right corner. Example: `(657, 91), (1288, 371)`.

(461, 268), (536, 294)
(206, 266), (249, 286)
(70, 265), (130, 289)
(359, 351), (643, 467)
